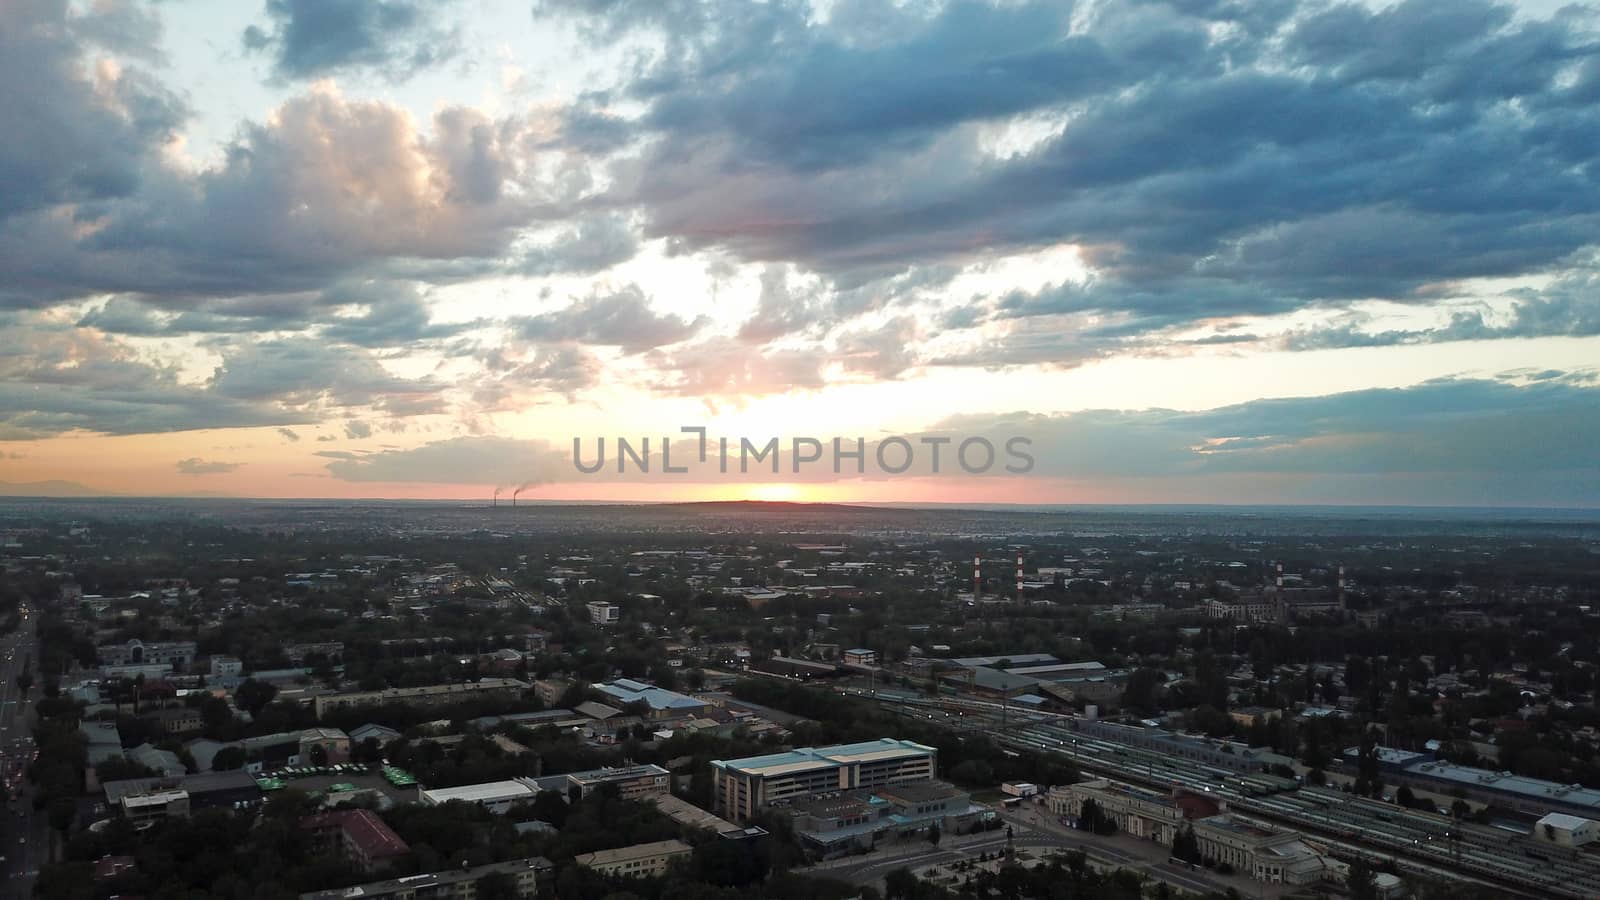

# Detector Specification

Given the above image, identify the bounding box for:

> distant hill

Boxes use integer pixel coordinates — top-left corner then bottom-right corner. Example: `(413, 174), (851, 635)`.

(0, 479), (112, 497)
(651, 500), (894, 514)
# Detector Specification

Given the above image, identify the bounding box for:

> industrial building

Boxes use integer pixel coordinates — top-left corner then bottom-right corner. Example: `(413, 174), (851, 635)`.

(312, 679), (528, 718)
(420, 778), (541, 814)
(593, 678), (708, 719)
(710, 738), (937, 822)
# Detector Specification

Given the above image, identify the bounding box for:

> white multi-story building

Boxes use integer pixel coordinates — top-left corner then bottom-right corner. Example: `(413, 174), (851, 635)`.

(711, 738), (936, 823)
(587, 601), (620, 626)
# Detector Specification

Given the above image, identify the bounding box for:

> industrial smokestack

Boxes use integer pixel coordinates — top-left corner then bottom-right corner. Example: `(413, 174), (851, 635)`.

(492, 487), (501, 508)
(973, 554), (981, 600)
(1276, 561), (1283, 589)
(512, 487), (521, 508)
(1016, 551), (1023, 601)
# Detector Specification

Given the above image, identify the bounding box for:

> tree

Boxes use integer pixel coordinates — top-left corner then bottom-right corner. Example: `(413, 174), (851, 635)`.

(16, 671), (32, 693)
(475, 872), (519, 900)
(234, 679), (278, 718)
(1120, 667), (1165, 714)
(1172, 824), (1201, 864)
(1396, 785), (1415, 808)
(212, 746), (247, 771)
(884, 867), (918, 900)
(308, 742), (329, 766)
(927, 822), (942, 846)
(1347, 857), (1378, 900)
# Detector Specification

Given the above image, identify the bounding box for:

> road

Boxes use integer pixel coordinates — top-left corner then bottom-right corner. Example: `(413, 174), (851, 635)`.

(0, 605), (48, 900)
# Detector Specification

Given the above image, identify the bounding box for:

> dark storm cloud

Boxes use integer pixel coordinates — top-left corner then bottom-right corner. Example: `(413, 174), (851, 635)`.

(538, 0), (1600, 343)
(511, 284), (707, 353)
(243, 0), (462, 82)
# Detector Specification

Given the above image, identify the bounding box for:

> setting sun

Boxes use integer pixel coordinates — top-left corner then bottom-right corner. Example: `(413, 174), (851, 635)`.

(746, 483), (806, 502)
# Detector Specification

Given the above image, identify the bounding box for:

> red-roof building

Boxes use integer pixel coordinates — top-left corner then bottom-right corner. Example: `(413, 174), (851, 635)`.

(94, 855), (138, 880)
(300, 809), (411, 872)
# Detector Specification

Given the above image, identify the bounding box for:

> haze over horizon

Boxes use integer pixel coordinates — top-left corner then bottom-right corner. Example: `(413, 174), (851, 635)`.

(3, 0), (1599, 507)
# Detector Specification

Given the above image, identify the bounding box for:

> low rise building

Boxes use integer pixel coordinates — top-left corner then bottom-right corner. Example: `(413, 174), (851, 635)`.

(98, 639), (197, 670)
(300, 809), (410, 872)
(1536, 812), (1599, 847)
(312, 679), (527, 718)
(421, 777), (541, 814)
(594, 678), (708, 720)
(784, 781), (983, 856)
(587, 601), (619, 626)
(210, 655), (244, 677)
(565, 764), (670, 801)
(121, 787), (190, 822)
(843, 649), (877, 667)
(1194, 814), (1328, 885)
(1046, 779), (1184, 844)
(574, 839), (692, 877)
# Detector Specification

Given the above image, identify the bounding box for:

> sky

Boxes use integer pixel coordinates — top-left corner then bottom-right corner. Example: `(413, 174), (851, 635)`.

(1, 0), (1598, 506)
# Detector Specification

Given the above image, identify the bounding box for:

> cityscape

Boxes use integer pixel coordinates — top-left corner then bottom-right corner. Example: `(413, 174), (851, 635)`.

(0, 500), (1597, 899)
(4, 0), (1600, 899)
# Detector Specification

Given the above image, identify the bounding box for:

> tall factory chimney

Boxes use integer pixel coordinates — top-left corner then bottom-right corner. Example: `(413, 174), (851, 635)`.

(973, 554), (981, 600)
(1016, 551), (1023, 602)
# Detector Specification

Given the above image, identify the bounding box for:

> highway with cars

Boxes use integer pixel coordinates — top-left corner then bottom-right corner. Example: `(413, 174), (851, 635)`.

(863, 689), (1600, 899)
(0, 604), (47, 900)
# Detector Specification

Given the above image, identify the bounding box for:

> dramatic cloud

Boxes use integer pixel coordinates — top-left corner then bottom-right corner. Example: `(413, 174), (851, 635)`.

(551, 0), (1600, 346)
(516, 214), (640, 276)
(277, 427), (301, 442)
(176, 458), (242, 475)
(207, 337), (444, 417)
(243, 0), (461, 82)
(0, 319), (301, 439)
(3, 88), (569, 308)
(512, 284), (707, 353)
(0, 0), (185, 224)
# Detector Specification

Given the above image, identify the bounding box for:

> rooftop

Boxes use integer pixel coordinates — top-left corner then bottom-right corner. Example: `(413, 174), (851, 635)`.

(712, 738), (935, 776)
(1409, 760), (1600, 810)
(421, 778), (539, 805)
(301, 809), (410, 860)
(596, 680), (707, 712)
(574, 839), (692, 868)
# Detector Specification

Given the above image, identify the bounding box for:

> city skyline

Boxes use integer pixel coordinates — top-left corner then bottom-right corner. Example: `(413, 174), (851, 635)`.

(3, 0), (1599, 506)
